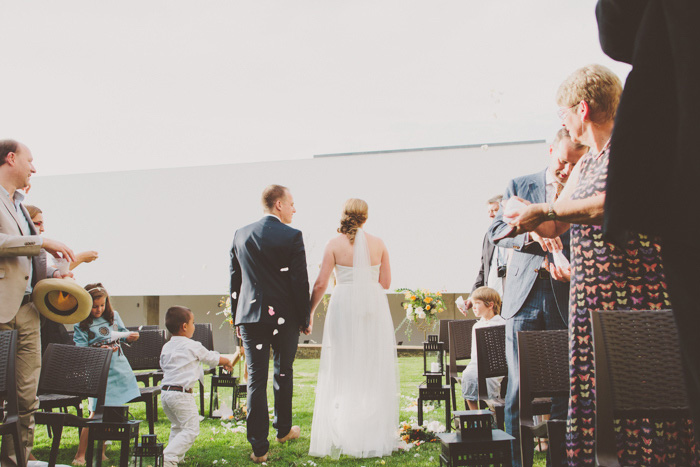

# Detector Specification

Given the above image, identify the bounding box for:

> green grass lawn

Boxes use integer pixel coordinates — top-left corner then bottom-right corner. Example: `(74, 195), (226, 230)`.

(32, 357), (546, 466)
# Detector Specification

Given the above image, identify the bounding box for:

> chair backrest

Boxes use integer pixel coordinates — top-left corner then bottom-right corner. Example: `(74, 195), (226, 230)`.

(592, 310), (689, 466)
(192, 323), (214, 351)
(517, 330), (568, 420)
(126, 325), (160, 332)
(38, 344), (112, 415)
(448, 319), (477, 362)
(122, 329), (166, 370)
(475, 325), (508, 399)
(0, 330), (19, 418)
(439, 319), (454, 354)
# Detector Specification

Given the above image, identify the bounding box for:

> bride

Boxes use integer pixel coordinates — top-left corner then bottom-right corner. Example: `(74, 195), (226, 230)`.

(308, 198), (399, 460)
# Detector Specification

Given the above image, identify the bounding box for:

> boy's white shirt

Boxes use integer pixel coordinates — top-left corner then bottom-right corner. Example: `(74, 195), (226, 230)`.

(160, 335), (221, 390)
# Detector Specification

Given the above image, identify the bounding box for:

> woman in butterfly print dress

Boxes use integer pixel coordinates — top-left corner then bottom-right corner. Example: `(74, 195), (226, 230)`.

(508, 64), (698, 466)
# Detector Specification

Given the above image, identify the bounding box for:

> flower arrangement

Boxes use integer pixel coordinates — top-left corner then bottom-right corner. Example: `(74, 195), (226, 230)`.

(217, 295), (234, 329)
(397, 288), (446, 327)
(398, 420), (443, 446)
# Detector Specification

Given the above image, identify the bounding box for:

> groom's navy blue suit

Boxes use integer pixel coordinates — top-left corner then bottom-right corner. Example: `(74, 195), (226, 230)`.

(230, 215), (310, 457)
(488, 169), (569, 467)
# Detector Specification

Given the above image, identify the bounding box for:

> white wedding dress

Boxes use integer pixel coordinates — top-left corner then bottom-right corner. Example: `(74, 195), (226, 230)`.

(309, 229), (400, 459)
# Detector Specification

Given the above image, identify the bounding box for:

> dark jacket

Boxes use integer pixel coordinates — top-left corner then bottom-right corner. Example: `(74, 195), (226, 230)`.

(597, 0), (700, 243)
(229, 216), (311, 327)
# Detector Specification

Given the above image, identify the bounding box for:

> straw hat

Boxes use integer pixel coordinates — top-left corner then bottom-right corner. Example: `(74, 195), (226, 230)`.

(32, 279), (92, 324)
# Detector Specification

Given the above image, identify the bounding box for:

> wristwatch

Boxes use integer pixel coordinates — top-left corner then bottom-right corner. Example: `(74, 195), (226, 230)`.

(547, 203), (557, 221)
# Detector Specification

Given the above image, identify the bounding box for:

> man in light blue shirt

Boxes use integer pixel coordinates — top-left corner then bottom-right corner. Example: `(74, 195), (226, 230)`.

(0, 139), (74, 466)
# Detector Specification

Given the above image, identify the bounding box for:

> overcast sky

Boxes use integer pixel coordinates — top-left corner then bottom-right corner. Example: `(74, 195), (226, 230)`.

(2, 0), (630, 177)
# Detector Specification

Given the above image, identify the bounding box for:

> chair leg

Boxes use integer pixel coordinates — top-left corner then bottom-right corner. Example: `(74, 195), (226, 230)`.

(154, 394), (159, 422)
(48, 424), (63, 467)
(145, 397), (155, 434)
(495, 405), (505, 430)
(445, 395), (451, 433)
(13, 424), (25, 467)
(209, 380), (215, 417)
(85, 429), (94, 467)
(450, 379), (457, 411)
(199, 380), (205, 415)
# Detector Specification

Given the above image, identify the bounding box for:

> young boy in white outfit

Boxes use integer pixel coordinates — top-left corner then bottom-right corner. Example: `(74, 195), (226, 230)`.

(160, 306), (233, 467)
(460, 286), (506, 410)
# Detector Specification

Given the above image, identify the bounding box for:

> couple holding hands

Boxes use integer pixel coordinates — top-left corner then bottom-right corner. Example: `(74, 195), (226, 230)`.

(229, 185), (399, 463)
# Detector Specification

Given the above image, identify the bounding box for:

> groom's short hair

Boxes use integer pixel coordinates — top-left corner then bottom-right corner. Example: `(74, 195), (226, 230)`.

(262, 184), (289, 211)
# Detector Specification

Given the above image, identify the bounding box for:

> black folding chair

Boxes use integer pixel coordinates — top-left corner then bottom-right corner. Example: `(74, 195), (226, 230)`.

(35, 344), (112, 467)
(447, 319), (477, 410)
(0, 331), (24, 467)
(592, 310), (691, 467)
(474, 325), (508, 429)
(122, 329), (166, 434)
(192, 323), (217, 415)
(517, 330), (568, 467)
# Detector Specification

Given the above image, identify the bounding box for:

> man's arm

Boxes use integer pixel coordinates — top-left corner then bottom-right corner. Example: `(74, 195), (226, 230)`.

(289, 230), (311, 329)
(487, 180), (542, 254)
(471, 234), (489, 293)
(0, 232), (42, 257)
(229, 237), (242, 325)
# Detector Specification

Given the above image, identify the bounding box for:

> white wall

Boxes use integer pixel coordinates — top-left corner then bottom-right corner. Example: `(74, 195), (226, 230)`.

(28, 140), (549, 296)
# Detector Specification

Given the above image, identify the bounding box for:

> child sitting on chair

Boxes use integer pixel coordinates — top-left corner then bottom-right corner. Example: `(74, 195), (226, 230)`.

(160, 306), (233, 467)
(461, 286), (506, 410)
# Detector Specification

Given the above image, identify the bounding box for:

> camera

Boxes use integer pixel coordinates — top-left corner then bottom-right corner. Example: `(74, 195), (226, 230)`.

(497, 266), (507, 278)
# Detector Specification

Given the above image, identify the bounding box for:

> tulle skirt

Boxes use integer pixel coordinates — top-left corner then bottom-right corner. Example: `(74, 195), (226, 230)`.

(309, 283), (400, 459)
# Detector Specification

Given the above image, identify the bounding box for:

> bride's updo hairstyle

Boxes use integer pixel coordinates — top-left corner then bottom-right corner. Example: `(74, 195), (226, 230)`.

(338, 198), (368, 244)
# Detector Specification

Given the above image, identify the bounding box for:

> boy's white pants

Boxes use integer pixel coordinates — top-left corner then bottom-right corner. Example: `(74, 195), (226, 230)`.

(161, 391), (200, 465)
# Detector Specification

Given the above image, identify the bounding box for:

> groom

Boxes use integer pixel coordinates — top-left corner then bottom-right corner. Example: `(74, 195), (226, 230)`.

(230, 184), (311, 463)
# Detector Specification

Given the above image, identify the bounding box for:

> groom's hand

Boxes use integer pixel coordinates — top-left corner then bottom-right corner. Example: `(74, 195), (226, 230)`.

(235, 326), (242, 339)
(301, 324), (312, 335)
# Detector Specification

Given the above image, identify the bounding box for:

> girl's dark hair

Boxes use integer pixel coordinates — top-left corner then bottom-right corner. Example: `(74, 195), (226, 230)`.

(79, 282), (115, 331)
(337, 198), (368, 245)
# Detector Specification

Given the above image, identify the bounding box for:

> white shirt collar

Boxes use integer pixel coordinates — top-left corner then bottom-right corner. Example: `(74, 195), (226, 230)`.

(545, 169), (556, 186)
(264, 213), (281, 221)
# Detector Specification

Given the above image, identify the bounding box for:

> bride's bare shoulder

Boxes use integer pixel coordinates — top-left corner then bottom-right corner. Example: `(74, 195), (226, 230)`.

(326, 234), (350, 248)
(363, 231), (385, 247)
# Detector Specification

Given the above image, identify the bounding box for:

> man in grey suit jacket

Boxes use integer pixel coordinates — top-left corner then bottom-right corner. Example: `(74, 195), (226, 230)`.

(488, 129), (586, 467)
(0, 140), (74, 465)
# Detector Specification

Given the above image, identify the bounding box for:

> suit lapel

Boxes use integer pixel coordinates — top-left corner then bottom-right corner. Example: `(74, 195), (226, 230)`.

(526, 169), (548, 204)
(0, 191), (27, 235)
(19, 204), (36, 235)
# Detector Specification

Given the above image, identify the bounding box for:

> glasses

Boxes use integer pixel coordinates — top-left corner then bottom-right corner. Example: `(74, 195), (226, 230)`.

(557, 103), (579, 120)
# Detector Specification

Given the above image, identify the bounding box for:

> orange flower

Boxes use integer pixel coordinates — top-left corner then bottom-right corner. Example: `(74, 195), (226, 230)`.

(424, 297), (433, 303)
(426, 305), (431, 310)
(411, 295), (416, 301)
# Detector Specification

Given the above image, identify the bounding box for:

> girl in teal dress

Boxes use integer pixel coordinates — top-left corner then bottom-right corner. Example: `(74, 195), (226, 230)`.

(71, 282), (141, 465)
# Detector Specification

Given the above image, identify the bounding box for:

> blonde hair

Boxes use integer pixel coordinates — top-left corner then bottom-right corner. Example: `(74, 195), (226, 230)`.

(556, 64), (623, 124)
(261, 184), (288, 212)
(337, 198), (368, 245)
(470, 286), (502, 315)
